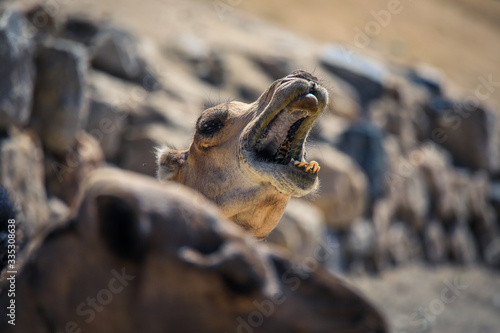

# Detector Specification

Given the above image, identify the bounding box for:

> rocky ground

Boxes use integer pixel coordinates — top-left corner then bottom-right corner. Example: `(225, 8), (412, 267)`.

(1, 0), (500, 332)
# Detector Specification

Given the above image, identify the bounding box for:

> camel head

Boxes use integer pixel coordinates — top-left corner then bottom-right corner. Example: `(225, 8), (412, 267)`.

(156, 70), (328, 239)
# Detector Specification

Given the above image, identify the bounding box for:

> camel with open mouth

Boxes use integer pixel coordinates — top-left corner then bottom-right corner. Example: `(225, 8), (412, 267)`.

(156, 70), (328, 239)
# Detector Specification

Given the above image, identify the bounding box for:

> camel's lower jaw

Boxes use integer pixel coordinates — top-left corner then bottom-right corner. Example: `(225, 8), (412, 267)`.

(239, 148), (319, 197)
(239, 133), (321, 196)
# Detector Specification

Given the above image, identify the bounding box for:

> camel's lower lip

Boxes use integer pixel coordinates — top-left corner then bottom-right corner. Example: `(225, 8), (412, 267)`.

(240, 148), (319, 197)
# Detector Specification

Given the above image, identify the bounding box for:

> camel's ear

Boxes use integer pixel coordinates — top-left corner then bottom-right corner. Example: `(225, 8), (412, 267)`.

(155, 147), (188, 182)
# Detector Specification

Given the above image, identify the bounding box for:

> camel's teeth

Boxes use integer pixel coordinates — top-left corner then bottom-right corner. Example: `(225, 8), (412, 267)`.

(291, 159), (320, 174)
(313, 164), (320, 174)
(308, 161), (320, 174)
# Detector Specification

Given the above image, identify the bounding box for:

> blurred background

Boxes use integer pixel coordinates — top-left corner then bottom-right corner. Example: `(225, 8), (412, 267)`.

(1, 0), (500, 332)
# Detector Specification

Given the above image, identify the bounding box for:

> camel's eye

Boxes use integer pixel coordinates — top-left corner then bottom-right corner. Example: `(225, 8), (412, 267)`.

(198, 118), (224, 136)
(198, 117), (224, 136)
(196, 105), (229, 139)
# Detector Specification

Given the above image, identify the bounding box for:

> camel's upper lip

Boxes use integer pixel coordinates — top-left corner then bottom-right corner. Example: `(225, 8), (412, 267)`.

(239, 78), (327, 196)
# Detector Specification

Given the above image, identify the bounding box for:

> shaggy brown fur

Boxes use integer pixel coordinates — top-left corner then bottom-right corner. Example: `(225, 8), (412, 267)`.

(0, 168), (387, 333)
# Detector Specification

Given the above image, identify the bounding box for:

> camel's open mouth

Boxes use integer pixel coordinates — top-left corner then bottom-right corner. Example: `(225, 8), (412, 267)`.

(240, 79), (327, 197)
(253, 94), (318, 170)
